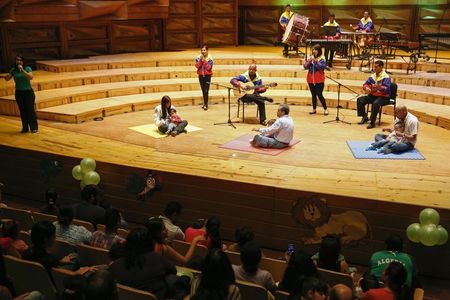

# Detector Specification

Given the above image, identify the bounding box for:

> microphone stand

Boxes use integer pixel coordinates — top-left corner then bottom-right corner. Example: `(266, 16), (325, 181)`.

(427, 1), (448, 73)
(213, 83), (237, 129)
(323, 75), (359, 125)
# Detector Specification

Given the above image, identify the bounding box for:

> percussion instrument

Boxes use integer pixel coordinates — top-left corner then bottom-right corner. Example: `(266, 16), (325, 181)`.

(282, 13), (309, 46)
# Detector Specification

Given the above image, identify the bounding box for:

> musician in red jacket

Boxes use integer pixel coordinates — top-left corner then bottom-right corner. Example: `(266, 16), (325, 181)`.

(230, 64), (274, 125)
(304, 44), (329, 115)
(195, 45), (213, 110)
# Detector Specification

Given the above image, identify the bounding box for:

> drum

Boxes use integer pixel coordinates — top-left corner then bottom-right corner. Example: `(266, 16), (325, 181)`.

(282, 13), (309, 46)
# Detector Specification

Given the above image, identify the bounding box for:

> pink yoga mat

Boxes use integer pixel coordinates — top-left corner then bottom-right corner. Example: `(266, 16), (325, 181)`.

(219, 134), (300, 156)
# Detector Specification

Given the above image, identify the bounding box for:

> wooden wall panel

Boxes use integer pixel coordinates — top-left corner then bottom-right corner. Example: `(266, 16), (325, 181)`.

(164, 0), (198, 49)
(1, 145), (450, 279)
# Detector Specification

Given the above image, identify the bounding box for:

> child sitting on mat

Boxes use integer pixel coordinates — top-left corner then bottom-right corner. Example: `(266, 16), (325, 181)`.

(165, 108), (183, 135)
(366, 121), (405, 154)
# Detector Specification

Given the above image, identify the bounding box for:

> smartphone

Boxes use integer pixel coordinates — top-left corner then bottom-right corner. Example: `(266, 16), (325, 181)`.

(287, 243), (295, 254)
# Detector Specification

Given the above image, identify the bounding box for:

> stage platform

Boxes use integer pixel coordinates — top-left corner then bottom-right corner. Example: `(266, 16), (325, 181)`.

(1, 46), (450, 279)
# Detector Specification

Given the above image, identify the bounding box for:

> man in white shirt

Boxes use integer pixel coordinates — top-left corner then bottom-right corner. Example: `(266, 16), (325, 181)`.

(374, 105), (419, 154)
(158, 201), (185, 241)
(251, 104), (294, 148)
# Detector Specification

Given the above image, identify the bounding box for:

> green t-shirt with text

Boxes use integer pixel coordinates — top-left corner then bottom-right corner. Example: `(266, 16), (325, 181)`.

(369, 250), (415, 287)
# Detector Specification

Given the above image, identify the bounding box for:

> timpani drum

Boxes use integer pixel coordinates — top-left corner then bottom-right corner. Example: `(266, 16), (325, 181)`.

(282, 13), (309, 46)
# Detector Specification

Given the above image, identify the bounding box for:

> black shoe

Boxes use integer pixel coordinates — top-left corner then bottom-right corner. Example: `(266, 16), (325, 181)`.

(366, 123), (375, 129)
(31, 129), (38, 133)
(358, 116), (369, 125)
(309, 110), (317, 115)
(265, 97), (274, 103)
(21, 129), (29, 133)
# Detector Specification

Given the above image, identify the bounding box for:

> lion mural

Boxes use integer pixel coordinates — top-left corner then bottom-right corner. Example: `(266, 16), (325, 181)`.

(292, 195), (370, 245)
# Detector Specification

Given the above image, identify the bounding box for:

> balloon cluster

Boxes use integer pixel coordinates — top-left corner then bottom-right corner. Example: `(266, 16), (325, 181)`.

(71, 158), (101, 189)
(406, 208), (448, 247)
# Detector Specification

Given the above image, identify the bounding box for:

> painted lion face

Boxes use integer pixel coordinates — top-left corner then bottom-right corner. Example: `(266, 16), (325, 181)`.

(292, 195), (330, 228)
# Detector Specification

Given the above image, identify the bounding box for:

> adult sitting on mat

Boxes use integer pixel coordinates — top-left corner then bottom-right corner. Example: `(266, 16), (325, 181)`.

(356, 60), (391, 129)
(251, 104), (294, 149)
(154, 95), (188, 136)
(230, 64), (273, 126)
(372, 105), (419, 154)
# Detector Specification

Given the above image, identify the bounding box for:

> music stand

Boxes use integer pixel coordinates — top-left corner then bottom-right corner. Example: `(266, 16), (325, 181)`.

(323, 76), (359, 125)
(213, 83), (237, 129)
(320, 26), (337, 40)
(378, 32), (398, 74)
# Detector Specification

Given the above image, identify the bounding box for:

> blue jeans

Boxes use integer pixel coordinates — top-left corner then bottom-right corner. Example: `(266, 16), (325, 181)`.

(371, 139), (395, 149)
(253, 135), (288, 148)
(373, 134), (414, 153)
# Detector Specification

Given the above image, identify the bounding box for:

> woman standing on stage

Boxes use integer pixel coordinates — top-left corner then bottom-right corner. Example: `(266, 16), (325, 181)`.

(195, 45), (213, 111)
(304, 44), (329, 115)
(3, 54), (38, 133)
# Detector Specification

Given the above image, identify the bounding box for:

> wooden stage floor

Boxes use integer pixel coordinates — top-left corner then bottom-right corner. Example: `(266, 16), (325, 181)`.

(0, 103), (449, 209)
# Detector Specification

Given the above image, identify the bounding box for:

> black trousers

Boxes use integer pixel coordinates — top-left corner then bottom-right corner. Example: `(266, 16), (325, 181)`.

(357, 95), (390, 125)
(324, 48), (335, 66)
(198, 75), (211, 107)
(308, 83), (327, 110)
(241, 94), (267, 123)
(15, 89), (38, 132)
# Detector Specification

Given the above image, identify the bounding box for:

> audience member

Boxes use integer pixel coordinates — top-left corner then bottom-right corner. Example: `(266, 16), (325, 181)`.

(54, 206), (91, 245)
(40, 188), (59, 215)
(329, 284), (353, 300)
(85, 270), (118, 300)
(108, 228), (176, 300)
(288, 276), (328, 300)
(22, 221), (77, 277)
(228, 226), (255, 253)
(369, 234), (416, 288)
(0, 220), (28, 256)
(232, 241), (276, 293)
(159, 201), (185, 241)
(62, 274), (86, 300)
(185, 216), (224, 250)
(312, 234), (349, 274)
(146, 217), (204, 266)
(279, 250), (319, 293)
(74, 185), (106, 227)
(363, 261), (411, 300)
(90, 209), (125, 249)
(359, 271), (380, 293)
(190, 248), (241, 300)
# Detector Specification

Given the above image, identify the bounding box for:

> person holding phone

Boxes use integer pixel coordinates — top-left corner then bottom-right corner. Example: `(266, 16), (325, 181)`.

(3, 54), (38, 133)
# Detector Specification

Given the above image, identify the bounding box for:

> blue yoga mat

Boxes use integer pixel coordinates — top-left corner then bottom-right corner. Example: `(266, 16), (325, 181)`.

(346, 141), (425, 160)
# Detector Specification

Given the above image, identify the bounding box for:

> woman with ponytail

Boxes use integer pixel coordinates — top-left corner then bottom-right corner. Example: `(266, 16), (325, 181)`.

(363, 261), (412, 300)
(54, 206), (92, 245)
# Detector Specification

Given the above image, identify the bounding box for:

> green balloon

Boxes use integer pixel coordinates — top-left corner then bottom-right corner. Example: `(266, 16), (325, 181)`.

(80, 181), (86, 190)
(406, 223), (421, 243)
(436, 225), (448, 246)
(419, 208), (440, 226)
(83, 171), (100, 185)
(419, 224), (440, 246)
(72, 165), (83, 181)
(80, 158), (96, 173)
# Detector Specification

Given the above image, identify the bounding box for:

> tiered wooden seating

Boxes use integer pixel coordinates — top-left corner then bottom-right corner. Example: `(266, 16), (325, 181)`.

(0, 207), (35, 230)
(236, 280), (273, 300)
(3, 255), (57, 300)
(32, 211), (58, 223)
(51, 268), (78, 297)
(171, 239), (209, 258)
(48, 239), (76, 259)
(117, 283), (158, 300)
(317, 268), (354, 289)
(275, 290), (290, 300)
(96, 223), (129, 238)
(75, 243), (111, 266)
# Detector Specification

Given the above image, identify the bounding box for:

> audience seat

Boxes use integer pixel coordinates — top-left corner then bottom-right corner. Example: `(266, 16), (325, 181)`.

(0, 207), (34, 230)
(3, 255), (57, 300)
(18, 230), (31, 245)
(96, 223), (129, 239)
(117, 283), (157, 300)
(414, 288), (424, 300)
(171, 240), (208, 258)
(225, 250), (241, 265)
(317, 267), (354, 289)
(48, 238), (76, 259)
(75, 243), (111, 266)
(274, 290), (290, 300)
(32, 211), (58, 223)
(72, 218), (95, 232)
(259, 257), (287, 283)
(236, 280), (274, 300)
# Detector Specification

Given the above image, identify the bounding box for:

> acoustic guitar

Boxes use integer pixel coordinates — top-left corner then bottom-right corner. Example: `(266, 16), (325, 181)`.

(233, 82), (277, 97)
